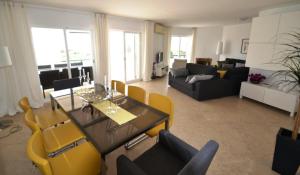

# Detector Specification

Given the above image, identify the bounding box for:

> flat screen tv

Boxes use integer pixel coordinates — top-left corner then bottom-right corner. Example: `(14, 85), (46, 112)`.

(156, 52), (163, 63)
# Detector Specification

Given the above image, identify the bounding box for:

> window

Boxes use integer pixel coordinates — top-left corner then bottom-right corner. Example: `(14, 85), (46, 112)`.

(170, 36), (192, 60)
(31, 28), (67, 67)
(31, 27), (94, 75)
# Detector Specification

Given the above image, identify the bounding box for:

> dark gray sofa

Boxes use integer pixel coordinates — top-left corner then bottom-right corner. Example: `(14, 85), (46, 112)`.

(168, 63), (249, 101)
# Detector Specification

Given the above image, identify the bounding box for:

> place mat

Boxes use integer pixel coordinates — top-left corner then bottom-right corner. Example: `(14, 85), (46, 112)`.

(92, 100), (137, 125)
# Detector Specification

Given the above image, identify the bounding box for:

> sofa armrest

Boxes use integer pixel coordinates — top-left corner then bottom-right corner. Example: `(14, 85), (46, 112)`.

(159, 130), (198, 163)
(178, 140), (219, 175)
(117, 155), (147, 175)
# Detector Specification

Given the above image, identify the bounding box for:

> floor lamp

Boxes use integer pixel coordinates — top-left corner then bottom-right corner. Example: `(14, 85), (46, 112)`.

(216, 41), (223, 61)
(0, 46), (13, 130)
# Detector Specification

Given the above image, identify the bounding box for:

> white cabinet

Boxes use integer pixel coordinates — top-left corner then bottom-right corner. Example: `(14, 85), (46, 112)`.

(246, 43), (275, 69)
(240, 82), (265, 102)
(249, 14), (280, 43)
(240, 82), (299, 117)
(246, 10), (300, 70)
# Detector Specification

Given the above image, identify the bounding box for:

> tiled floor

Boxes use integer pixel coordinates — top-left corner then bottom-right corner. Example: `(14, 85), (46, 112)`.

(0, 77), (298, 175)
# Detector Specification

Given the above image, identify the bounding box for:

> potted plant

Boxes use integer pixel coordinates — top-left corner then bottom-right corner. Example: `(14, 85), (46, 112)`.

(271, 31), (300, 175)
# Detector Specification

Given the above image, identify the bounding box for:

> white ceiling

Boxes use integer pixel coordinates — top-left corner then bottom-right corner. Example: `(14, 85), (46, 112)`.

(19, 0), (298, 27)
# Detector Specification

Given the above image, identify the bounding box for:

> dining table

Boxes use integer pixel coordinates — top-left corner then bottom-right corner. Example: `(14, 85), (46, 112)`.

(49, 84), (169, 159)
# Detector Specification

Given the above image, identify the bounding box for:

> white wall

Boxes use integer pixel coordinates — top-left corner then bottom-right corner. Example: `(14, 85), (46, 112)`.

(259, 2), (300, 16)
(194, 26), (223, 64)
(171, 27), (193, 36)
(107, 15), (144, 32)
(26, 5), (94, 29)
(220, 23), (251, 60)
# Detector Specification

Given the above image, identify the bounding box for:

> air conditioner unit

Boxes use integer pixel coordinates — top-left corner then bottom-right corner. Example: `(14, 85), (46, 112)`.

(154, 24), (167, 34)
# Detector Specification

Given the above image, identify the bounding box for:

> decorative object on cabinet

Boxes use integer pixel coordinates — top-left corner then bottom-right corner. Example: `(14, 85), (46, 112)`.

(249, 73), (265, 84)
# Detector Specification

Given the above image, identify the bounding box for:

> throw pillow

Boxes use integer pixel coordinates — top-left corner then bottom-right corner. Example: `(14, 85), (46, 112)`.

(235, 63), (245, 68)
(185, 75), (194, 83)
(217, 70), (227, 79)
(221, 63), (234, 69)
(188, 74), (214, 84)
(170, 68), (187, 78)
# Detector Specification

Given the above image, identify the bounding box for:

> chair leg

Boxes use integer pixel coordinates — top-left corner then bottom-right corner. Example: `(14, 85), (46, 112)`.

(43, 89), (45, 98)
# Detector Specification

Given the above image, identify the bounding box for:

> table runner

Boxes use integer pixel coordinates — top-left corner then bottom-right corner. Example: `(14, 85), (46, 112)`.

(92, 100), (137, 125)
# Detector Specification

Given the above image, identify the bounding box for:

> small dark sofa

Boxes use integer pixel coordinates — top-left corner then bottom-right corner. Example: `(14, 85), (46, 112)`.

(117, 130), (219, 175)
(168, 63), (249, 101)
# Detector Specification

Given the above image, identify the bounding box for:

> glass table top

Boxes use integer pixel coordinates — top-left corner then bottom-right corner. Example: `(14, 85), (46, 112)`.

(50, 87), (169, 156)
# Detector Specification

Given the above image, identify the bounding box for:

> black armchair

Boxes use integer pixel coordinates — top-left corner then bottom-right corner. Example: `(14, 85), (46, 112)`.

(53, 78), (81, 91)
(117, 130), (219, 175)
(39, 70), (60, 97)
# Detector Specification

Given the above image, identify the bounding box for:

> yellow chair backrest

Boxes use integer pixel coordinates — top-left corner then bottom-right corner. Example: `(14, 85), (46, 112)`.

(148, 93), (174, 127)
(111, 80), (125, 94)
(24, 109), (40, 133)
(27, 131), (52, 175)
(19, 97), (31, 112)
(128, 85), (146, 104)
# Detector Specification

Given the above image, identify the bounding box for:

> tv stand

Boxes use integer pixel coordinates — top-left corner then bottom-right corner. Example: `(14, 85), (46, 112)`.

(152, 62), (168, 79)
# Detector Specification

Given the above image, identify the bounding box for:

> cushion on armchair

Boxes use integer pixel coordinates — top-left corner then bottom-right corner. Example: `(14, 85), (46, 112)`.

(188, 75), (214, 84)
(170, 68), (188, 78)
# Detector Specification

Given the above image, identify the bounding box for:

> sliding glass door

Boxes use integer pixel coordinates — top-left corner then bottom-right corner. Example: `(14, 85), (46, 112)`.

(109, 30), (141, 83)
(31, 27), (94, 78)
(125, 32), (140, 82)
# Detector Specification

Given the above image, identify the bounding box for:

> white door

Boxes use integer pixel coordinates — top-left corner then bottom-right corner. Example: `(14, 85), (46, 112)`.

(109, 30), (141, 83)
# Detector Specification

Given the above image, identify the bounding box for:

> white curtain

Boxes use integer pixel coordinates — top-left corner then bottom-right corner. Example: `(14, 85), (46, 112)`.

(94, 13), (109, 84)
(191, 27), (198, 63)
(142, 21), (154, 81)
(163, 27), (171, 67)
(0, 2), (43, 117)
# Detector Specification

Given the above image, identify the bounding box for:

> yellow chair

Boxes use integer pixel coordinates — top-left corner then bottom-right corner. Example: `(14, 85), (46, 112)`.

(19, 97), (69, 129)
(19, 97), (31, 112)
(146, 93), (174, 137)
(27, 131), (101, 175)
(24, 110), (85, 154)
(128, 85), (146, 104)
(111, 80), (125, 94)
(24, 109), (40, 134)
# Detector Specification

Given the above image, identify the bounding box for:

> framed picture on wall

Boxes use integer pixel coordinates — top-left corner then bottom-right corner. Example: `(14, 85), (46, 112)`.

(241, 38), (249, 54)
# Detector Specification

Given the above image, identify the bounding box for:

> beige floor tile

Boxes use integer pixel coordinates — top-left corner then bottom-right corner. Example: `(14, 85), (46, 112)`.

(0, 77), (299, 175)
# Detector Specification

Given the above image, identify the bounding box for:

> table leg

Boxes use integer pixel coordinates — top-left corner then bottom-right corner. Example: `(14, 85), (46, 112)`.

(50, 96), (55, 111)
(165, 120), (169, 131)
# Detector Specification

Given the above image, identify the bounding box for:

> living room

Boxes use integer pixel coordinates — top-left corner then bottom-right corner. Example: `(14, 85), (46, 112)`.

(1, 0), (300, 175)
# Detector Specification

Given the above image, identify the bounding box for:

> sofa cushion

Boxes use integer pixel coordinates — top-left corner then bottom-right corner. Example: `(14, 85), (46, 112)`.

(188, 75), (214, 84)
(185, 75), (194, 83)
(186, 63), (217, 75)
(173, 77), (194, 90)
(221, 63), (234, 69)
(235, 63), (245, 68)
(224, 67), (249, 81)
(170, 68), (187, 78)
